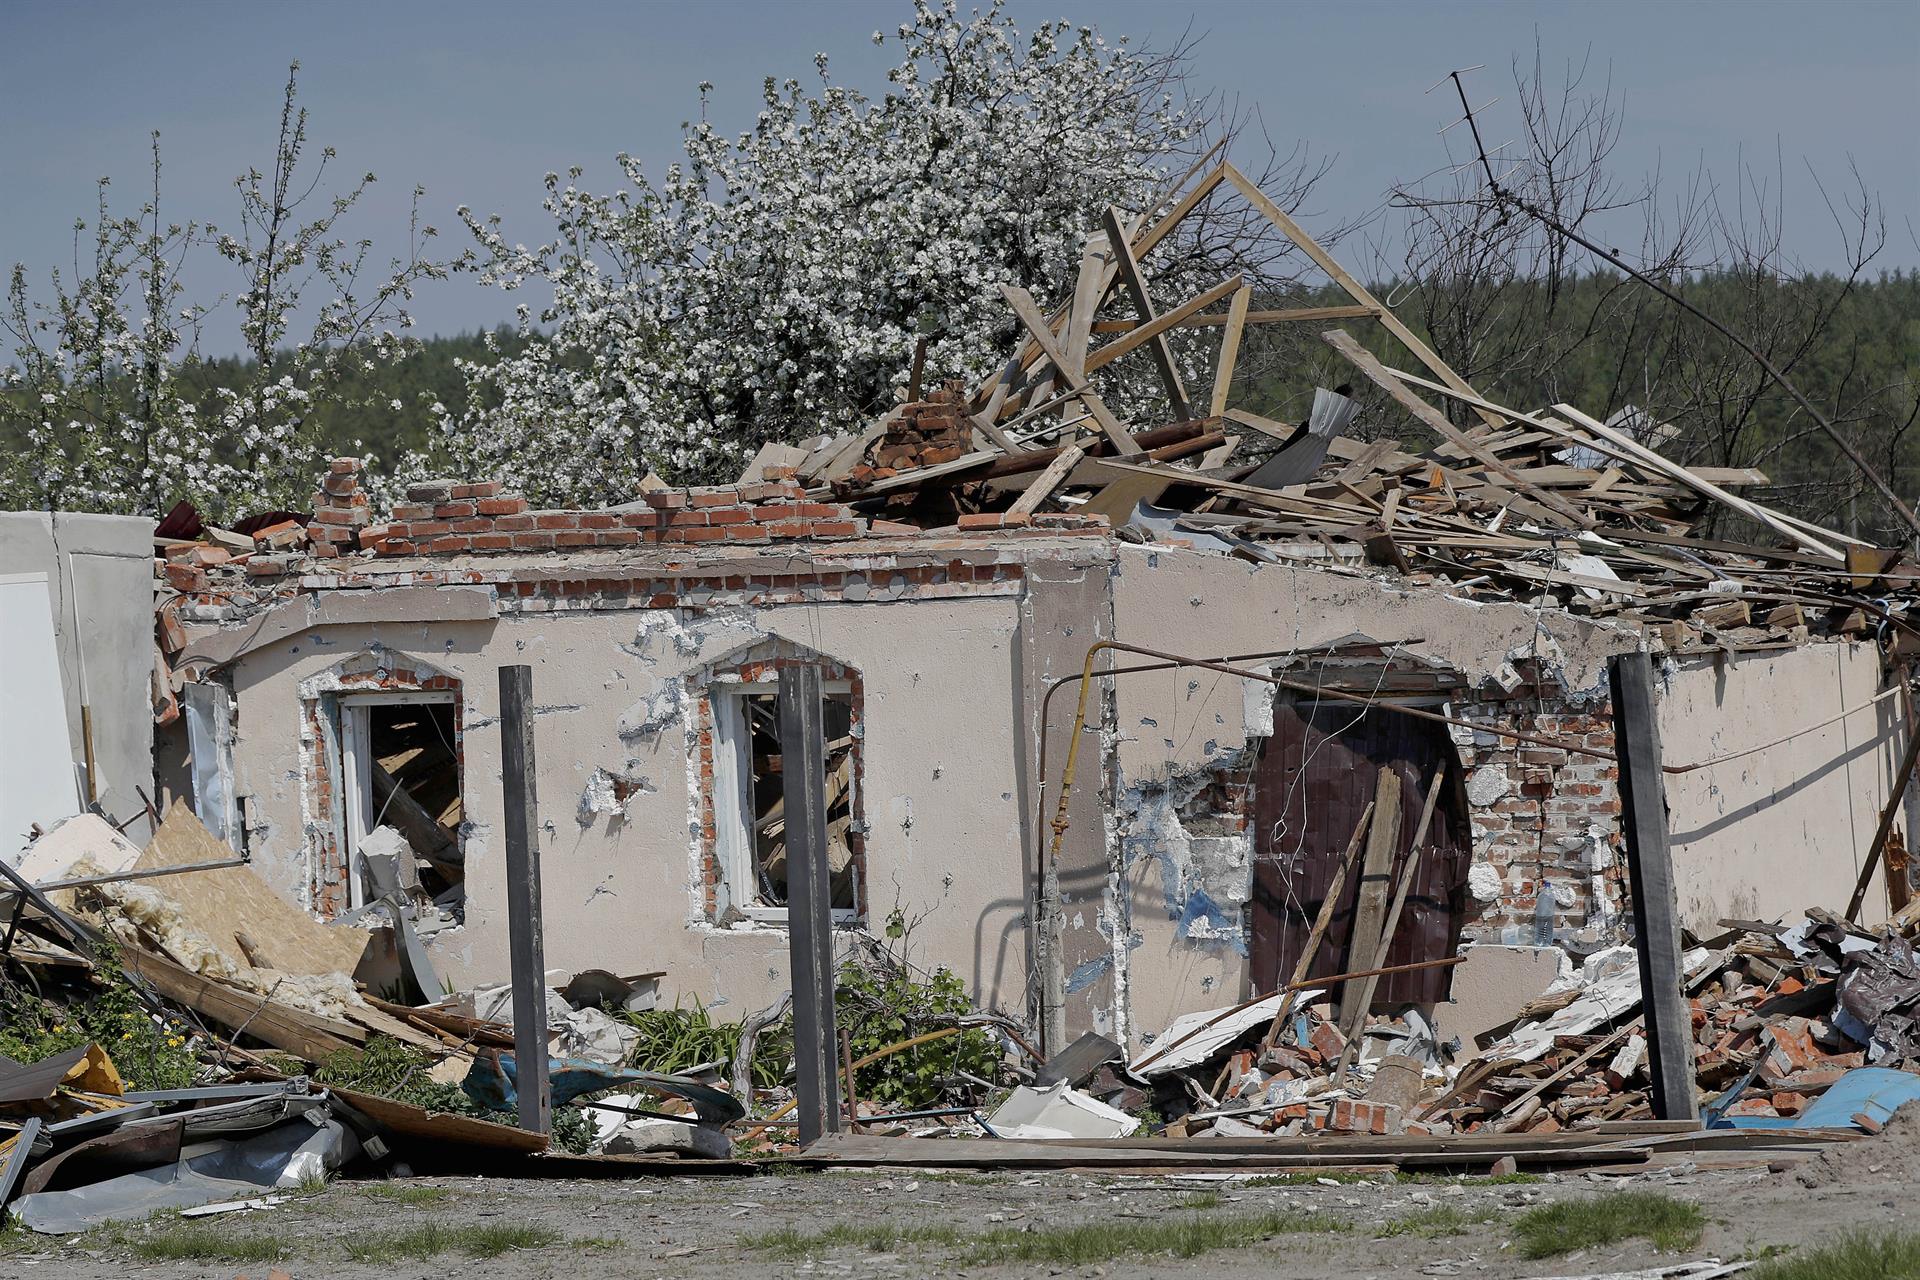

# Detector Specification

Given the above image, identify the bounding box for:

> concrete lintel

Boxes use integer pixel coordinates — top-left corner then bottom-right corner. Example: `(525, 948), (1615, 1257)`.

(181, 584), (498, 667)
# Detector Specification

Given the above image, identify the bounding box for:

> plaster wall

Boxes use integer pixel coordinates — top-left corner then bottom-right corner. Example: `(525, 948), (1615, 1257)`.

(0, 511), (157, 845)
(221, 592), (1034, 1017)
(1100, 546), (1638, 1052)
(1659, 641), (1904, 930)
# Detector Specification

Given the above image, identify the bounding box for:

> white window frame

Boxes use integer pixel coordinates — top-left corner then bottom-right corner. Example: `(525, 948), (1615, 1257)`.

(710, 679), (859, 925)
(337, 690), (456, 910)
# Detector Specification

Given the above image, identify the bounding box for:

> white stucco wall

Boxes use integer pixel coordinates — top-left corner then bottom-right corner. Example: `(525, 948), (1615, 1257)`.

(222, 593), (1035, 1016)
(0, 511), (157, 846)
(1098, 546), (1638, 1051)
(1659, 641), (1905, 930)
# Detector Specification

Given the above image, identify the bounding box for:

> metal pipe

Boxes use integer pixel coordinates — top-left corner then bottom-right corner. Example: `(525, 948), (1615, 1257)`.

(25, 856), (250, 894)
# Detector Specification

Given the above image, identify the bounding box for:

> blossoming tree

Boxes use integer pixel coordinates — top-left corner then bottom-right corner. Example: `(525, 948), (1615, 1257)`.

(440, 0), (1329, 506)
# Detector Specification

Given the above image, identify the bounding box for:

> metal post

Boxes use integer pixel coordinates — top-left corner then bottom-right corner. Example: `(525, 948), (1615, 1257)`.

(779, 665), (841, 1144)
(498, 664), (550, 1136)
(1608, 652), (1699, 1122)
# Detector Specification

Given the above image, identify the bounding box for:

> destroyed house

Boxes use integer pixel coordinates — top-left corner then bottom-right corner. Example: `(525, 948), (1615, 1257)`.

(123, 161), (1920, 1067)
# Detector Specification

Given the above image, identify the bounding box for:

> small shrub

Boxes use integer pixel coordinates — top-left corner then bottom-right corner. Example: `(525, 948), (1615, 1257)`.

(835, 956), (1000, 1107)
(1750, 1230), (1920, 1280)
(0, 946), (199, 1091)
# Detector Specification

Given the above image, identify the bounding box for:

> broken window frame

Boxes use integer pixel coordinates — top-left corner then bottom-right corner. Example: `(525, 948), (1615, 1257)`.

(336, 689), (458, 911)
(709, 677), (861, 925)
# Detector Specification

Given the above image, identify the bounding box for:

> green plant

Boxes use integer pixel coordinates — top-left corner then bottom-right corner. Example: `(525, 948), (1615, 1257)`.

(313, 1035), (596, 1154)
(1378, 1205), (1491, 1238)
(963, 1208), (1348, 1265)
(1511, 1192), (1705, 1259)
(834, 957), (1000, 1108)
(619, 998), (790, 1089)
(747, 1222), (963, 1258)
(343, 1221), (564, 1261)
(1750, 1231), (1920, 1280)
(0, 947), (199, 1091)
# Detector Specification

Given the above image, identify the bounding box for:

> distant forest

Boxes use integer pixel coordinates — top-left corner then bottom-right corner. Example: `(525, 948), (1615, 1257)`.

(18, 267), (1910, 540)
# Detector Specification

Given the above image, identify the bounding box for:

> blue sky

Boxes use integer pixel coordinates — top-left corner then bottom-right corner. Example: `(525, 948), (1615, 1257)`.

(2, 0), (1913, 351)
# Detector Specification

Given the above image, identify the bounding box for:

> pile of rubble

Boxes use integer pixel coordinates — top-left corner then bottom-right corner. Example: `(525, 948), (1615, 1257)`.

(0, 806), (756, 1233)
(1084, 906), (1920, 1150)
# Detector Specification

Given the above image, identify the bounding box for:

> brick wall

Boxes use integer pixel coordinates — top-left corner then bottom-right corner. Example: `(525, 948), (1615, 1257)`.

(363, 477), (901, 557)
(1450, 684), (1626, 950)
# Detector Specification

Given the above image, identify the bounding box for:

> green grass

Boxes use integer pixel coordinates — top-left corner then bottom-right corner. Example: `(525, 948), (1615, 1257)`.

(749, 1209), (1346, 1266)
(360, 1183), (455, 1206)
(963, 1209), (1348, 1265)
(118, 1224), (291, 1264)
(747, 1222), (963, 1258)
(1750, 1230), (1920, 1280)
(1378, 1205), (1495, 1238)
(1511, 1191), (1705, 1259)
(1174, 1190), (1224, 1210)
(344, 1221), (565, 1262)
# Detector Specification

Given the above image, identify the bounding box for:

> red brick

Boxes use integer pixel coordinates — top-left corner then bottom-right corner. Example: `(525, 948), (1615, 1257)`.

(405, 520), (451, 538)
(578, 513), (617, 530)
(690, 489), (742, 507)
(246, 557), (287, 578)
(374, 538), (415, 556)
(670, 527), (728, 543)
(620, 511), (664, 529)
(593, 529), (641, 547)
(868, 519), (918, 537)
(434, 500), (478, 519)
(535, 513), (578, 530)
(470, 533), (513, 551)
(329, 457), (362, 474)
(477, 496), (527, 516)
(957, 513), (1003, 531)
(1327, 1099), (1397, 1135)
(553, 531), (596, 547)
(427, 536), (469, 553)
(390, 503), (433, 521)
(1308, 1020), (1345, 1063)
(721, 526), (771, 542)
(450, 518), (491, 534)
(493, 515), (535, 532)
(811, 520), (862, 539)
(643, 492), (689, 509)
(313, 506), (369, 527)
(764, 520), (815, 538)
(703, 507), (753, 525)
(451, 481), (501, 499)
(510, 533), (555, 551)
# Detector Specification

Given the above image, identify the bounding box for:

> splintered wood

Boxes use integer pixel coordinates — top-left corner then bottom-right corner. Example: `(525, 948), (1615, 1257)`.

(774, 159), (1916, 650)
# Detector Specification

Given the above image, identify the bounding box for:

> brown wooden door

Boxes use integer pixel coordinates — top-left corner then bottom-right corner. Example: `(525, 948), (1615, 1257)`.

(1250, 694), (1470, 1006)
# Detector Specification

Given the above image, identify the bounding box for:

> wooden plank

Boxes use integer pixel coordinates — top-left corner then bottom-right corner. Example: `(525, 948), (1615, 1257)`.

(1339, 768), (1403, 1027)
(1061, 233), (1110, 422)
(1553, 404), (1843, 560)
(1335, 771), (1443, 1079)
(1260, 803), (1375, 1052)
(120, 946), (364, 1062)
(1101, 206), (1192, 421)
(1000, 285), (1141, 454)
(781, 666), (843, 1145)
(1007, 444), (1086, 517)
(1608, 652), (1699, 1123)
(1092, 305), (1376, 334)
(1323, 329), (1594, 528)
(1086, 275), (1243, 375)
(498, 664), (551, 1136)
(1221, 162), (1505, 431)
(1131, 164), (1227, 260)
(1224, 408), (1297, 443)
(1208, 285), (1252, 418)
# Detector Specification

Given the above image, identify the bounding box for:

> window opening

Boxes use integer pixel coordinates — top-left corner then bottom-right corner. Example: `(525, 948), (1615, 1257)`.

(713, 681), (857, 921)
(339, 692), (464, 913)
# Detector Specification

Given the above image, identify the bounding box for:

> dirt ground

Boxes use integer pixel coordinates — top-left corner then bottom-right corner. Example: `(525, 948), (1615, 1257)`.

(4, 1141), (1915, 1280)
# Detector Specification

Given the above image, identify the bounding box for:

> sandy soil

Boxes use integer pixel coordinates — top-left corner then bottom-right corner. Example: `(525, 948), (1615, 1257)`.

(6, 1142), (1915, 1280)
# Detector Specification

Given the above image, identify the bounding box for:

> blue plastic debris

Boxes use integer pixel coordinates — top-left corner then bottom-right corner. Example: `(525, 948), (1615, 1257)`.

(1708, 1066), (1920, 1131)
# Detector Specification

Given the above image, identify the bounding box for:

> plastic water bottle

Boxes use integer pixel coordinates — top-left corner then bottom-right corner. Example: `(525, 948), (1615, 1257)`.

(1532, 882), (1556, 946)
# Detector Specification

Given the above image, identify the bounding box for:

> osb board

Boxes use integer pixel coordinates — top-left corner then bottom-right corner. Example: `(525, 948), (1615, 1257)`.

(136, 800), (370, 977)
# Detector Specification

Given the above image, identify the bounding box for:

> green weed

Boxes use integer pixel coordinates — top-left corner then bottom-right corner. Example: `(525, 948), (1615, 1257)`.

(360, 1182), (454, 1206)
(1378, 1205), (1493, 1238)
(746, 1221), (962, 1258)
(963, 1208), (1348, 1265)
(344, 1221), (564, 1261)
(1750, 1230), (1920, 1280)
(1511, 1191), (1705, 1259)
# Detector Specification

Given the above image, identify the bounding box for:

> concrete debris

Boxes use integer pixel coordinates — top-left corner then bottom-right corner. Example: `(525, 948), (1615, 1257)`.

(987, 1081), (1140, 1140)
